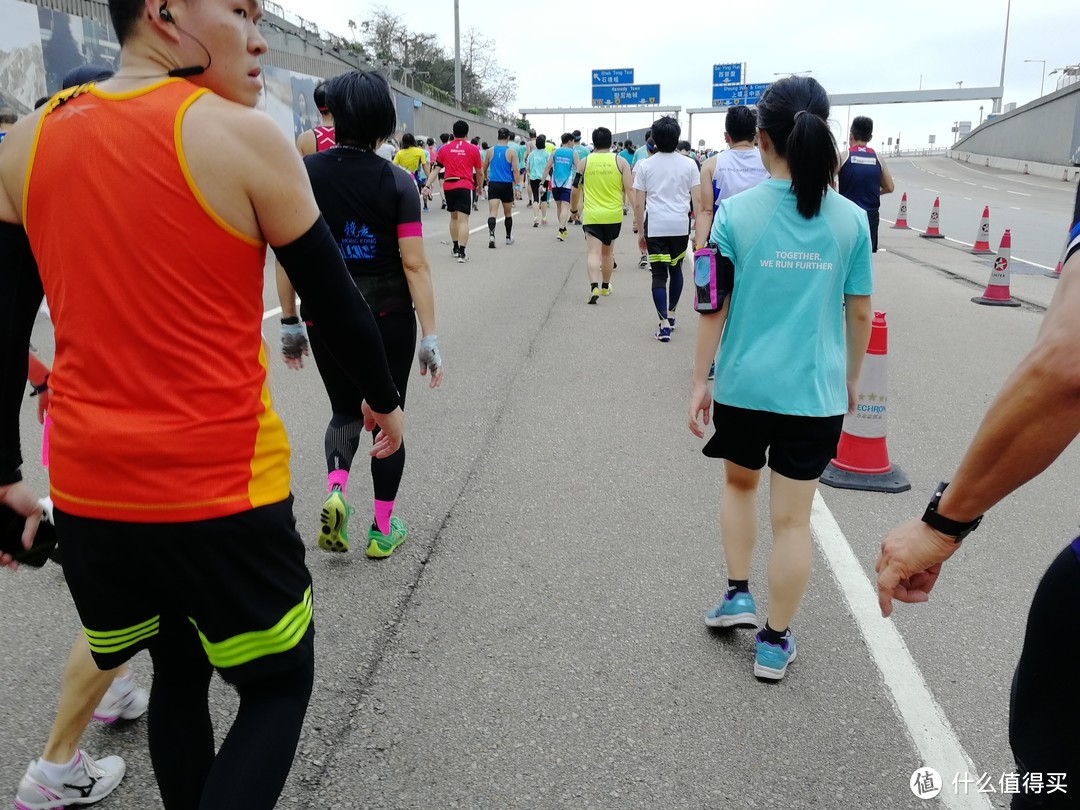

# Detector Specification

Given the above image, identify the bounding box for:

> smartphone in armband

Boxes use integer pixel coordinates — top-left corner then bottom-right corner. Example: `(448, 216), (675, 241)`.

(0, 502), (57, 568)
(694, 246), (720, 313)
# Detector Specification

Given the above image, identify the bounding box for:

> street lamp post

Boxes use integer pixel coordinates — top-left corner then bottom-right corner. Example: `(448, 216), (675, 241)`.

(994, 0), (1012, 114)
(1024, 59), (1047, 97)
(453, 0), (462, 105)
(772, 70), (813, 77)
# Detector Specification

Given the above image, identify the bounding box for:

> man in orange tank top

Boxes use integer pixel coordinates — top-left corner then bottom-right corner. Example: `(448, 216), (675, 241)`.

(0, 1), (405, 808)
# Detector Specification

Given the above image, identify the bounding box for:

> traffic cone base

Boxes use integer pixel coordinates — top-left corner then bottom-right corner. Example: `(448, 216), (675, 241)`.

(820, 462), (911, 494)
(971, 294), (1021, 307)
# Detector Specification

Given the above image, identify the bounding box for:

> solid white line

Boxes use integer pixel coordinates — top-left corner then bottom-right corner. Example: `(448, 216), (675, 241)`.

(879, 217), (1055, 270)
(963, 181), (977, 186)
(950, 159), (1074, 193)
(925, 188), (943, 194)
(1007, 190), (1032, 197)
(983, 186), (999, 191)
(810, 493), (993, 810)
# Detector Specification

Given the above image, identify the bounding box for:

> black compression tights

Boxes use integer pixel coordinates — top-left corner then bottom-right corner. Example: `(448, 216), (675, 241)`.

(306, 310), (416, 501)
(1008, 540), (1080, 808)
(148, 616), (314, 810)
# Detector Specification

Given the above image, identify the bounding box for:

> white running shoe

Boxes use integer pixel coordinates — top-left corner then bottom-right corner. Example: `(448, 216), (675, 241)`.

(14, 751), (125, 809)
(92, 673), (148, 725)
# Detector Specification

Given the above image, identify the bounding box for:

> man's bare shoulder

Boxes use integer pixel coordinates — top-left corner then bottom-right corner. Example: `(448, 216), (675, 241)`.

(0, 109), (47, 224)
(183, 95), (297, 165)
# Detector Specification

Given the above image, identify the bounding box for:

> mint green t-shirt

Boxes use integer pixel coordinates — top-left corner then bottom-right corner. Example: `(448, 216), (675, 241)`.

(709, 179), (873, 417)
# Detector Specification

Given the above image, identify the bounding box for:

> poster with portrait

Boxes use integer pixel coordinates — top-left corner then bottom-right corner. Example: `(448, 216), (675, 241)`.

(260, 65), (296, 139)
(289, 72), (319, 139)
(38, 6), (120, 95)
(0, 0), (47, 114)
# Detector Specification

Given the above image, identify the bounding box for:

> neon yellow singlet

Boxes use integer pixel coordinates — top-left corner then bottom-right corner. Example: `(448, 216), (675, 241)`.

(582, 153), (623, 225)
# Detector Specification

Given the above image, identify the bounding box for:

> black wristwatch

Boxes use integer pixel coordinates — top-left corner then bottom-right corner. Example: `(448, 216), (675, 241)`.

(921, 482), (982, 543)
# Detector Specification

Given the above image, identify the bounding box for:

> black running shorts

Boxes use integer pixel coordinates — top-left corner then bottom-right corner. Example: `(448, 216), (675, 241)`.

(488, 181), (514, 204)
(444, 188), (473, 214)
(56, 497), (314, 683)
(645, 235), (690, 267)
(703, 403), (844, 481)
(583, 223), (622, 246)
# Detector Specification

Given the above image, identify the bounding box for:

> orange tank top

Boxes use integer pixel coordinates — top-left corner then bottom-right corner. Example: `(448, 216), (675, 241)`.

(23, 79), (291, 522)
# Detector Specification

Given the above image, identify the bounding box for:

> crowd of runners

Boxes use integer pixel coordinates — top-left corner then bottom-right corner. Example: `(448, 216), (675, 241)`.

(1, 0), (1078, 807)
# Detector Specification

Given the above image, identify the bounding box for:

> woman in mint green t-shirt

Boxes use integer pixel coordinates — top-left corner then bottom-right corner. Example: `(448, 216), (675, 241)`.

(687, 76), (874, 682)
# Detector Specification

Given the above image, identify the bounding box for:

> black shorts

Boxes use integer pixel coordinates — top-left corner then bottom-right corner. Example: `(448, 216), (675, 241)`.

(703, 403), (845, 481)
(583, 222), (622, 245)
(488, 182), (514, 204)
(56, 497), (314, 683)
(551, 187), (572, 204)
(645, 235), (690, 267)
(444, 188), (473, 214)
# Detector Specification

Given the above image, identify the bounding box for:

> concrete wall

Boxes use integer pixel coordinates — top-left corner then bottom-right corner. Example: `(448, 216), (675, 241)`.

(16, 0), (524, 144)
(953, 81), (1080, 166)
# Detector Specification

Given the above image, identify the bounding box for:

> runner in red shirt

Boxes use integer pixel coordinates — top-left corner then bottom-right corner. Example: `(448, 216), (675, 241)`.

(426, 120), (483, 263)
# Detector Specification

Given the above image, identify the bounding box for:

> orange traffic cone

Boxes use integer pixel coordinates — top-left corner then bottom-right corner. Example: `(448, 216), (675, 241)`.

(1047, 259), (1063, 280)
(891, 193), (909, 229)
(919, 197), (944, 239)
(820, 312), (911, 494)
(972, 229), (1021, 307)
(970, 206), (994, 254)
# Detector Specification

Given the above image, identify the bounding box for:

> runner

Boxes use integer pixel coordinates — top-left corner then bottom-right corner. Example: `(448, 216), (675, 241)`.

(687, 76), (873, 681)
(631, 116), (699, 341)
(526, 134), (551, 227)
(295, 79), (334, 156)
(618, 140), (635, 215)
(428, 120), (484, 263)
(632, 132), (655, 267)
(545, 133), (576, 241)
(694, 105), (769, 248)
(482, 127), (520, 249)
(876, 186), (1080, 808)
(436, 132), (450, 209)
(577, 126), (632, 304)
(393, 132), (431, 210)
(512, 136), (528, 205)
(0, 3), (404, 809)
(524, 129), (537, 206)
(837, 115), (894, 253)
(280, 69), (443, 559)
(569, 130), (589, 226)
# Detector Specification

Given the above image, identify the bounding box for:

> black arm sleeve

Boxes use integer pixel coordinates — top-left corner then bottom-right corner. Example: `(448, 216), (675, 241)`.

(0, 221), (43, 485)
(273, 216), (400, 414)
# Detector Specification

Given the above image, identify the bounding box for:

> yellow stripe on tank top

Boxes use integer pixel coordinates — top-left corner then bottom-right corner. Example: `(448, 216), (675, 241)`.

(248, 342), (292, 508)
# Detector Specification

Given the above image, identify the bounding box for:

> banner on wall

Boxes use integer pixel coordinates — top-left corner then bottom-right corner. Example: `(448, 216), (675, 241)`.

(0, 0), (47, 114)
(37, 4), (118, 96)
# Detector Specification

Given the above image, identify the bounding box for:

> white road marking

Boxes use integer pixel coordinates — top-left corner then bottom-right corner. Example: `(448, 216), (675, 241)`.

(1007, 190), (1032, 197)
(879, 217), (1055, 270)
(949, 159), (1074, 192)
(983, 186), (999, 191)
(1011, 206), (1022, 211)
(263, 306), (282, 321)
(963, 181), (977, 186)
(811, 492), (993, 810)
(925, 188), (943, 194)
(964, 197), (972, 201)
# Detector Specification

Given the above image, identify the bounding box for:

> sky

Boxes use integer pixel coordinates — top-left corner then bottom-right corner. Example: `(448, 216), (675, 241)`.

(283, 0), (1077, 150)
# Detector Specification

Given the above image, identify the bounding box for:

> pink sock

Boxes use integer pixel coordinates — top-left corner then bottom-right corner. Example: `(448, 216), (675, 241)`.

(327, 469), (349, 494)
(374, 499), (395, 535)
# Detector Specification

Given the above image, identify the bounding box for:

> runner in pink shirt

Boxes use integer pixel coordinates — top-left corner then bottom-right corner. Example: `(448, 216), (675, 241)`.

(427, 120), (484, 263)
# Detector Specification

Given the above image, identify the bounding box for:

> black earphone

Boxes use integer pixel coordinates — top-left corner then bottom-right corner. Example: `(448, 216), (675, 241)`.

(159, 6), (174, 22)
(157, 5), (212, 78)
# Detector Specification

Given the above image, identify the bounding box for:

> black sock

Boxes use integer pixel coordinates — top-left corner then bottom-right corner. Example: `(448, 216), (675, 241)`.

(760, 621), (788, 645)
(505, 218), (513, 237)
(452, 240), (459, 252)
(590, 283), (598, 292)
(601, 282), (610, 290)
(487, 217), (496, 237)
(726, 579), (749, 596)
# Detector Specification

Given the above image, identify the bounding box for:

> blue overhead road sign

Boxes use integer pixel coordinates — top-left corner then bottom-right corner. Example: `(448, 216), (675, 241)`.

(712, 63), (743, 85)
(744, 82), (771, 105)
(591, 83), (661, 107)
(592, 69), (634, 86)
(711, 84), (746, 107)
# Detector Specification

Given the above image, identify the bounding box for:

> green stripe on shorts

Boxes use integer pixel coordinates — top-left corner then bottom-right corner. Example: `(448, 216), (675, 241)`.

(84, 615), (161, 655)
(190, 586), (313, 669)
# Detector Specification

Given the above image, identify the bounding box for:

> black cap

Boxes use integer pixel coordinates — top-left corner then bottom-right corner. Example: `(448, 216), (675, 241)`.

(62, 65), (114, 89)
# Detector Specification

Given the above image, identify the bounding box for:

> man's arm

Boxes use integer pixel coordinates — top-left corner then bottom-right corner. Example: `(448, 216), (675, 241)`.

(296, 130), (315, 157)
(878, 154), (895, 195)
(695, 158), (716, 248)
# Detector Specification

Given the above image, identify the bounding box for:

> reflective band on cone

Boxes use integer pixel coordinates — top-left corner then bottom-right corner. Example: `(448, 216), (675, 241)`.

(891, 193), (909, 229)
(919, 197), (945, 239)
(820, 312), (911, 494)
(972, 229), (1021, 307)
(970, 206), (994, 254)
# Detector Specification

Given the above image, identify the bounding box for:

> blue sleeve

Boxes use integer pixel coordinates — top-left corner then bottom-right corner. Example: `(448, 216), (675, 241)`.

(844, 214), (874, 295)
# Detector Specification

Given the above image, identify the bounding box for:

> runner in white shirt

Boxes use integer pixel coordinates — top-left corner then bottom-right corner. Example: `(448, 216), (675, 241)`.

(695, 105), (769, 247)
(632, 116), (700, 342)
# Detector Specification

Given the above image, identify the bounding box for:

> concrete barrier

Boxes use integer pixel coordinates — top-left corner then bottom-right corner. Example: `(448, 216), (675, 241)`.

(947, 151), (1080, 182)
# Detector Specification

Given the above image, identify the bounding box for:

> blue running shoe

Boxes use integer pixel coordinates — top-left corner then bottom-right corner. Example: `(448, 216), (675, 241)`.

(704, 590), (758, 629)
(754, 629), (798, 681)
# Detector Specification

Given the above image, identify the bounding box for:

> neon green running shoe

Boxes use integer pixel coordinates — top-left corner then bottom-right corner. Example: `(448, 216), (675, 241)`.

(366, 516), (407, 558)
(318, 490), (350, 552)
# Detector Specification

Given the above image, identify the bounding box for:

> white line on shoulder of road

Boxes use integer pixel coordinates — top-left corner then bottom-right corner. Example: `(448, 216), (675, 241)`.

(964, 181), (977, 186)
(949, 159), (1074, 193)
(925, 188), (943, 194)
(964, 197), (972, 201)
(1011, 206), (1022, 211)
(1007, 190), (1032, 197)
(983, 186), (999, 191)
(880, 217), (1055, 270)
(810, 493), (993, 810)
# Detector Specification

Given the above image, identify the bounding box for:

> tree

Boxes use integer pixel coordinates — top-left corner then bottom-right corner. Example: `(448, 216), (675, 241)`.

(459, 27), (517, 116)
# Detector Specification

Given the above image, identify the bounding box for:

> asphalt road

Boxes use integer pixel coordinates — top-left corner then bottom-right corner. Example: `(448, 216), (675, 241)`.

(884, 156), (1077, 270)
(3, 187), (1077, 810)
